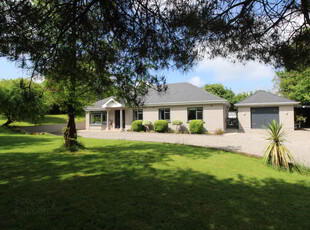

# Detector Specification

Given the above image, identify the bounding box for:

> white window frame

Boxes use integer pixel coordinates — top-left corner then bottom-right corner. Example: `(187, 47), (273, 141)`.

(133, 109), (143, 121)
(187, 107), (203, 121)
(90, 111), (107, 125)
(158, 108), (171, 121)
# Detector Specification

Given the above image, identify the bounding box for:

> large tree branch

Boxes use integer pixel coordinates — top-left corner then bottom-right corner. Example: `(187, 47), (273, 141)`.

(301, 0), (310, 25)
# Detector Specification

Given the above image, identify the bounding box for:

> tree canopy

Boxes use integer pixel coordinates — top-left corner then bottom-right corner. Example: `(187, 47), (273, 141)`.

(1, 1), (310, 82)
(43, 77), (115, 116)
(0, 79), (47, 126)
(204, 84), (235, 103)
(276, 68), (310, 105)
(204, 83), (252, 109)
(1, 0), (309, 149)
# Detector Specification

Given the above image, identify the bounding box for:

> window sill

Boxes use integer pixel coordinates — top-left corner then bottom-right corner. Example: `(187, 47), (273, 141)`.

(187, 120), (205, 123)
(158, 120), (171, 123)
(90, 123), (107, 126)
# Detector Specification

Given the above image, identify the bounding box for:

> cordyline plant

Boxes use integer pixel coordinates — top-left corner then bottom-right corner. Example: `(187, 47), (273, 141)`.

(264, 120), (299, 172)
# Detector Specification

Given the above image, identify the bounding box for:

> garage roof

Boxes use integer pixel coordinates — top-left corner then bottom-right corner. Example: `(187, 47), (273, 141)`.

(235, 90), (299, 107)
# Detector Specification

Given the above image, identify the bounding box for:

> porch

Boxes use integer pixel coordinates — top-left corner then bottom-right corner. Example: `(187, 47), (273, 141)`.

(85, 97), (133, 131)
(86, 108), (131, 131)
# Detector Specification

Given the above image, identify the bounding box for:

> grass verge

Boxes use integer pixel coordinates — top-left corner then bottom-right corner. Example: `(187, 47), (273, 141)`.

(0, 128), (310, 230)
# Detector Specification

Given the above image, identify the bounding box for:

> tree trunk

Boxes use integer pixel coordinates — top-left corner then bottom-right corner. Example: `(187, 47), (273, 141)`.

(64, 110), (77, 150)
(2, 119), (13, 127)
(64, 0), (78, 151)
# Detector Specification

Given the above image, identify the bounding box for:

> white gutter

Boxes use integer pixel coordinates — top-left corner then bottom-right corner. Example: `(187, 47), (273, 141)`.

(143, 100), (228, 107)
(84, 100), (228, 111)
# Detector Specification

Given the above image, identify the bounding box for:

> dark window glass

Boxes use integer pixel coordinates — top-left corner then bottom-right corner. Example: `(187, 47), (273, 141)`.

(188, 109), (196, 120)
(188, 107), (203, 120)
(197, 108), (203, 120)
(133, 110), (137, 121)
(91, 113), (101, 125)
(138, 110), (143, 120)
(159, 108), (170, 120)
(102, 111), (107, 124)
(133, 109), (143, 121)
(165, 110), (170, 120)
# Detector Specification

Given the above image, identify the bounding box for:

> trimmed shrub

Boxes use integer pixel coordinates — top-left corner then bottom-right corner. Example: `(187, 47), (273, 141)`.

(132, 120), (143, 132)
(172, 120), (183, 126)
(189, 120), (204, 134)
(142, 120), (152, 131)
(215, 128), (224, 135)
(154, 120), (169, 133)
(172, 120), (183, 132)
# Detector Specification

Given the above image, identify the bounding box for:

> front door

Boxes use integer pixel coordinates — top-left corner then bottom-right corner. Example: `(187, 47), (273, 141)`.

(115, 110), (120, 129)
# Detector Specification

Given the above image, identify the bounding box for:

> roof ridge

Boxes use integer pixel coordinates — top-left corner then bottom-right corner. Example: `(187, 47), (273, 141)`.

(256, 90), (297, 101)
(235, 90), (260, 104)
(235, 90), (298, 105)
(186, 82), (228, 101)
(166, 82), (189, 85)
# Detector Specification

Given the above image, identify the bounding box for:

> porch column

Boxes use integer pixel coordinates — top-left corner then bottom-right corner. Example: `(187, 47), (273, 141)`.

(120, 109), (123, 130)
(106, 109), (109, 130)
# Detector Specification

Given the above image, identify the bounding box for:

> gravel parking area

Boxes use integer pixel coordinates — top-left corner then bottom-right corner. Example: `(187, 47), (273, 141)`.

(78, 129), (310, 167)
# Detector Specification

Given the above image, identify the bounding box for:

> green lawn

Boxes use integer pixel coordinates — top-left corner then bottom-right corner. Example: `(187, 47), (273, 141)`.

(0, 114), (84, 126)
(1, 127), (310, 230)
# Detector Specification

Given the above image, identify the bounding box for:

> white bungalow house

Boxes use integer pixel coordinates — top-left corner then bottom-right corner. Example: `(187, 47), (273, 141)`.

(84, 82), (229, 132)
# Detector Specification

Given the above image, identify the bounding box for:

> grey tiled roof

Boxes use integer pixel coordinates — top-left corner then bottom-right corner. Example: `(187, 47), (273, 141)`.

(93, 96), (115, 107)
(85, 82), (227, 110)
(235, 90), (298, 106)
(85, 96), (115, 110)
(144, 82), (227, 105)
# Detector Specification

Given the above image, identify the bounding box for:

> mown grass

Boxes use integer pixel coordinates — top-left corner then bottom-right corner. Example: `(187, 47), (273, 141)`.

(0, 114), (84, 126)
(0, 127), (310, 230)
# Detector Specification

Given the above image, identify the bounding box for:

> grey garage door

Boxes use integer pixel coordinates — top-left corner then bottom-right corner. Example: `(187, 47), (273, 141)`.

(251, 107), (279, 129)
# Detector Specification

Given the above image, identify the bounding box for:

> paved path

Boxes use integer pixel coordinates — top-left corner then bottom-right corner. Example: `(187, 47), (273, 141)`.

(78, 130), (310, 167)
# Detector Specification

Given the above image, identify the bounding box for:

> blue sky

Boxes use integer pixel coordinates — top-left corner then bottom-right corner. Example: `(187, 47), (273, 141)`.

(0, 56), (276, 93)
(0, 58), (30, 79)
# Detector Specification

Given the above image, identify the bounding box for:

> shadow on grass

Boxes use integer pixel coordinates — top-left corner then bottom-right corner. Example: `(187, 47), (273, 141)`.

(0, 134), (52, 150)
(0, 141), (310, 230)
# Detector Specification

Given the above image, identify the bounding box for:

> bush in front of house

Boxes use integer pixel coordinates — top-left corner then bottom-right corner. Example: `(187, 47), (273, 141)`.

(154, 120), (169, 133)
(215, 128), (224, 135)
(132, 120), (143, 132)
(189, 120), (204, 134)
(172, 120), (183, 132)
(142, 120), (152, 131)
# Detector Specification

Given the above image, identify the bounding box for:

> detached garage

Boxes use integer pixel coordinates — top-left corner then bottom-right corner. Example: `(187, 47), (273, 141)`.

(235, 91), (299, 131)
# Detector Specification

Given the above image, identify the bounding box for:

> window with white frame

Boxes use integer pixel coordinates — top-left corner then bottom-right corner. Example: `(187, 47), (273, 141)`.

(187, 107), (203, 121)
(90, 111), (107, 125)
(133, 109), (143, 121)
(158, 108), (170, 121)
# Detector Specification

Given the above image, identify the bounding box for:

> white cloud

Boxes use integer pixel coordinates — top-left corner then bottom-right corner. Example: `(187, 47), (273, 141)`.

(188, 76), (204, 87)
(196, 57), (275, 82)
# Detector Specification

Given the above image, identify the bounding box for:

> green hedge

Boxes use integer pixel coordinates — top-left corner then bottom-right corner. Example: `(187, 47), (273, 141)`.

(154, 120), (169, 133)
(189, 120), (204, 134)
(132, 120), (143, 132)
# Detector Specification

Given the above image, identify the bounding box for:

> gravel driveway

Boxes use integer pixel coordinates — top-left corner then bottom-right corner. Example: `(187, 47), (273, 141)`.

(78, 129), (310, 167)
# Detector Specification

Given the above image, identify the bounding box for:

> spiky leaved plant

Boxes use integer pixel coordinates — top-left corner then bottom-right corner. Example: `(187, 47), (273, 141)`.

(264, 120), (298, 171)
